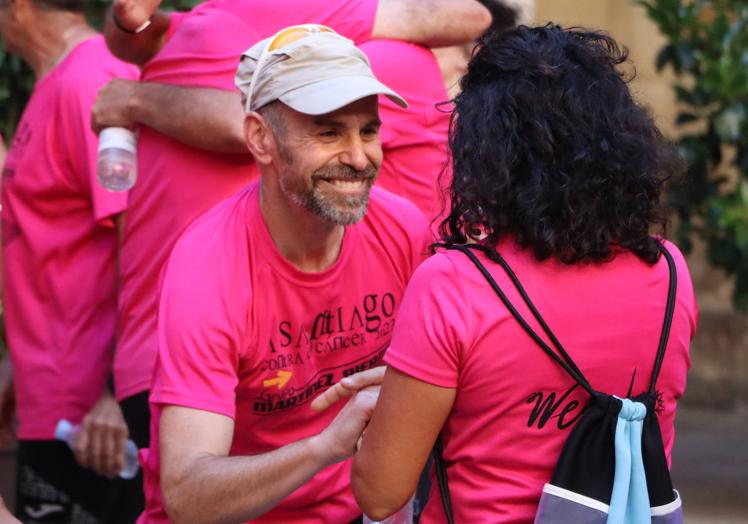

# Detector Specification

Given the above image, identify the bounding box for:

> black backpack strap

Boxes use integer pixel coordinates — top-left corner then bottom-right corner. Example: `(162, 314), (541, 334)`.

(649, 243), (678, 396)
(432, 242), (678, 522)
(447, 244), (595, 395)
(433, 438), (455, 524)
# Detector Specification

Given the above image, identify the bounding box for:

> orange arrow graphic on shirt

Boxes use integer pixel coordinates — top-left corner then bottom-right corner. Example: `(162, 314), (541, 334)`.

(263, 370), (293, 389)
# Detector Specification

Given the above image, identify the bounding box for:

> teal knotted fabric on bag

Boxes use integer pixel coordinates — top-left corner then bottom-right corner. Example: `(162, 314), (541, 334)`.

(608, 398), (650, 524)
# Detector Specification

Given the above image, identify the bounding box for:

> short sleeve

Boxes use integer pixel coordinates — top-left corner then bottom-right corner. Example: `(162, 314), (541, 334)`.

(165, 9), (190, 41)
(406, 205), (435, 271)
(151, 230), (247, 419)
(58, 59), (132, 224)
(322, 0), (378, 43)
(384, 252), (474, 388)
(663, 240), (698, 339)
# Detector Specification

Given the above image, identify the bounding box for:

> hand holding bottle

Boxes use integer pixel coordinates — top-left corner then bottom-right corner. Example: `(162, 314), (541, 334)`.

(55, 390), (139, 479)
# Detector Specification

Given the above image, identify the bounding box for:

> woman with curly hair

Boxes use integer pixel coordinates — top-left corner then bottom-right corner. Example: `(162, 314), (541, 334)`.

(350, 24), (697, 523)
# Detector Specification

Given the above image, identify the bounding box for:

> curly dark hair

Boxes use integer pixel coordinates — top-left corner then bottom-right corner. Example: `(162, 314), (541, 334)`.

(440, 24), (684, 264)
(478, 0), (518, 35)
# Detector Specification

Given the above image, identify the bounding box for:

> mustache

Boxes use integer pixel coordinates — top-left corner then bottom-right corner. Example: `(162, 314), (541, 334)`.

(311, 164), (378, 182)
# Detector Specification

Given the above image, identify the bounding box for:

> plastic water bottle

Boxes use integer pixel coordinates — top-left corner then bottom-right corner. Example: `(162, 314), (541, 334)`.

(363, 496), (414, 524)
(54, 419), (140, 479)
(96, 127), (137, 191)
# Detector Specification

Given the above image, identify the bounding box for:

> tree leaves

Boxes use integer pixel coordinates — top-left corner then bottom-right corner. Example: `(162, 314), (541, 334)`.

(643, 0), (748, 309)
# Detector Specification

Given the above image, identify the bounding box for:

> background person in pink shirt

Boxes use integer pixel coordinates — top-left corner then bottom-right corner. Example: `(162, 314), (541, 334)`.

(359, 0), (521, 235)
(87, 0), (490, 468)
(138, 27), (432, 523)
(349, 25), (696, 523)
(0, 0), (140, 522)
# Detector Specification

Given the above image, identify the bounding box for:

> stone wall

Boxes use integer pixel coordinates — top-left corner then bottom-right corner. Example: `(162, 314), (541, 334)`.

(533, 0), (747, 408)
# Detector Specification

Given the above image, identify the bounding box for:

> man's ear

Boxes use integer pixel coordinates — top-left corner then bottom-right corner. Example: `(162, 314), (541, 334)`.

(244, 113), (275, 165)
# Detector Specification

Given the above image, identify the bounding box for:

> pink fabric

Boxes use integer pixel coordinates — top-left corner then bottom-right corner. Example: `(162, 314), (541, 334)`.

(137, 184), (431, 523)
(361, 40), (451, 231)
(1, 37), (138, 439)
(114, 0), (380, 401)
(384, 239), (696, 524)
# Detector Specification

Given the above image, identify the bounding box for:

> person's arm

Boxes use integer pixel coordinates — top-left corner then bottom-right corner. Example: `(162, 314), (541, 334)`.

(75, 213), (129, 478)
(112, 0), (162, 28)
(92, 79), (247, 153)
(160, 386), (379, 523)
(352, 367), (456, 521)
(104, 2), (171, 66)
(372, 0), (491, 46)
(104, 8), (171, 67)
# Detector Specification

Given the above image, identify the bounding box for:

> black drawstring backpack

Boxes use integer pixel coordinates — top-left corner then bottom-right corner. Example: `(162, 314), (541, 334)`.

(433, 243), (683, 524)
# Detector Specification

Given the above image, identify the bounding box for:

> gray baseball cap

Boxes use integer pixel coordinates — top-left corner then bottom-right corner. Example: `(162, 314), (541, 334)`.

(235, 25), (408, 115)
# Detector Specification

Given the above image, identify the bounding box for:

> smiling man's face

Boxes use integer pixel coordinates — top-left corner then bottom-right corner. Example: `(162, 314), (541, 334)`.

(269, 96), (382, 225)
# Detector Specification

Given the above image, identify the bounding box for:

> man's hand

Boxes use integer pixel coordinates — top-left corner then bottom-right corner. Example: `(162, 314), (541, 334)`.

(312, 386), (380, 463)
(310, 366), (386, 412)
(74, 390), (128, 478)
(92, 79), (140, 134)
(113, 0), (163, 30)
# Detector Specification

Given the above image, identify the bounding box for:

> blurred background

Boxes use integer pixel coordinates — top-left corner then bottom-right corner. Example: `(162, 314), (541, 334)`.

(1, 0), (747, 522)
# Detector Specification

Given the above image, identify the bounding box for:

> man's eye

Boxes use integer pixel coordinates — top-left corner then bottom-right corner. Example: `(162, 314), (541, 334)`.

(319, 130), (337, 138)
(362, 127), (379, 136)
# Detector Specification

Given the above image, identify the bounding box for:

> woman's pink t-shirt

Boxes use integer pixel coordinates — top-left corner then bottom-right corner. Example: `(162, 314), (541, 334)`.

(384, 239), (696, 524)
(114, 0), (380, 401)
(1, 37), (137, 439)
(138, 184), (431, 523)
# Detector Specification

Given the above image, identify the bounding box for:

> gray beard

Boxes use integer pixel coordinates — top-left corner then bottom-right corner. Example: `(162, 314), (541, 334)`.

(281, 164), (377, 225)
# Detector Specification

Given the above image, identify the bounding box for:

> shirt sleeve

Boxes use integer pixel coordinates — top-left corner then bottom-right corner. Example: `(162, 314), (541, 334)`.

(407, 204), (435, 270)
(59, 64), (131, 225)
(663, 240), (698, 339)
(165, 9), (189, 40)
(151, 230), (247, 419)
(384, 252), (474, 388)
(323, 0), (378, 43)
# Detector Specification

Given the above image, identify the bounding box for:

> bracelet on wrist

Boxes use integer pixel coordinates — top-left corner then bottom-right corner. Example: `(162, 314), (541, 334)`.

(112, 12), (153, 34)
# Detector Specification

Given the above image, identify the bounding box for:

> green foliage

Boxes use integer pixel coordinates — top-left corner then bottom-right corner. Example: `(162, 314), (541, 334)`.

(637, 0), (748, 309)
(0, 52), (32, 144)
(0, 0), (199, 144)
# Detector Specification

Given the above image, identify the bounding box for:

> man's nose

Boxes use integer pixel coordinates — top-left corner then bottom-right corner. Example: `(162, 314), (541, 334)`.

(339, 135), (370, 173)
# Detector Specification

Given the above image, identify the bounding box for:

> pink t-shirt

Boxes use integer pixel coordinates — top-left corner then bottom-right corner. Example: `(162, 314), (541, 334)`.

(1, 37), (138, 439)
(114, 0), (380, 401)
(138, 183), (431, 523)
(384, 239), (696, 524)
(362, 40), (451, 230)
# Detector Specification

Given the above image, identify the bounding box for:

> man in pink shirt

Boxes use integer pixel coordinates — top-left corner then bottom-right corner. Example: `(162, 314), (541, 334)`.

(88, 0), (490, 476)
(0, 0), (139, 522)
(138, 27), (432, 522)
